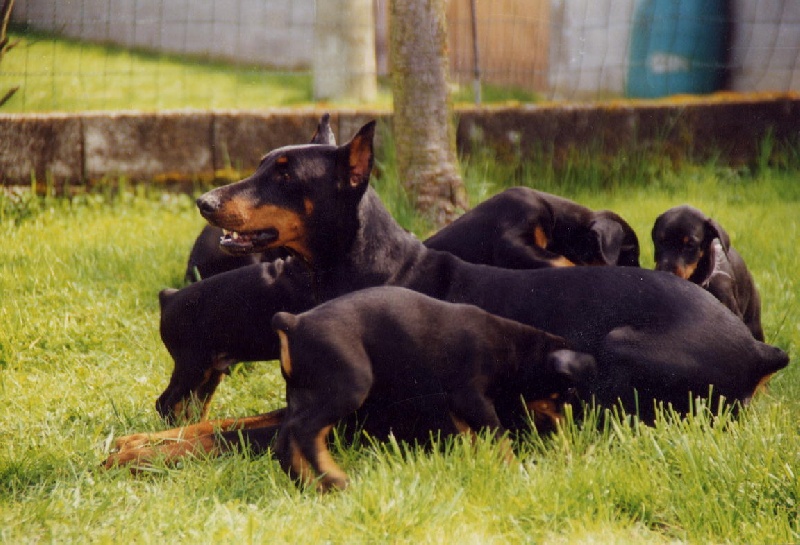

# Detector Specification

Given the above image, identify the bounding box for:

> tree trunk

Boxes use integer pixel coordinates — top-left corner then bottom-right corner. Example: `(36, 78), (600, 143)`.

(390, 0), (468, 227)
(314, 0), (377, 102)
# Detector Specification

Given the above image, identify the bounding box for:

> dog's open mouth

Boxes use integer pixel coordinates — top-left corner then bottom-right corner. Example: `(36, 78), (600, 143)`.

(219, 228), (279, 254)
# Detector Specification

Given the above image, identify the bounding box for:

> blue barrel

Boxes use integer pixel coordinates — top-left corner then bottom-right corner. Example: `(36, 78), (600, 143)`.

(626, 0), (728, 98)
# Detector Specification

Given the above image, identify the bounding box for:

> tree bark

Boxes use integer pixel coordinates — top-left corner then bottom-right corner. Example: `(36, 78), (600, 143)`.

(390, 0), (468, 227)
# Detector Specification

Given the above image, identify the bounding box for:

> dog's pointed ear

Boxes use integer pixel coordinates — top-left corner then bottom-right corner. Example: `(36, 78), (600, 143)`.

(309, 113), (336, 145)
(704, 217), (731, 252)
(342, 121), (376, 190)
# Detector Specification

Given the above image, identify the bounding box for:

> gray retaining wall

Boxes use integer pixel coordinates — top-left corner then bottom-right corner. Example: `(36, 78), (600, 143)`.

(1, 94), (799, 187)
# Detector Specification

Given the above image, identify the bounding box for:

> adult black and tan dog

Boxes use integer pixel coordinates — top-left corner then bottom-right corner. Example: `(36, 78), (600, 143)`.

(651, 205), (764, 341)
(182, 114), (337, 283)
(272, 286), (596, 491)
(104, 118), (788, 469)
(425, 186), (640, 268)
(164, 187), (638, 426)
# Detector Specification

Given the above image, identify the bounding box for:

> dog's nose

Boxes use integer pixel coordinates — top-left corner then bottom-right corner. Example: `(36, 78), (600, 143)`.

(196, 194), (220, 215)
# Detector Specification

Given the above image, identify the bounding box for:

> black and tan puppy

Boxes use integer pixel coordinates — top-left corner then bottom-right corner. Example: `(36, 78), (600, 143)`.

(425, 186), (640, 268)
(652, 205), (764, 341)
(156, 258), (314, 423)
(272, 286), (596, 491)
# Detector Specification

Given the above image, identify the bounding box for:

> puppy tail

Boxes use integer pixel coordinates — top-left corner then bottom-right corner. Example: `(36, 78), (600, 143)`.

(158, 288), (179, 310)
(271, 311), (299, 333)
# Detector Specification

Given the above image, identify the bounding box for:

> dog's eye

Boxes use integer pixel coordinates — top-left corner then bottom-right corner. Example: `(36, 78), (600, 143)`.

(282, 172), (291, 182)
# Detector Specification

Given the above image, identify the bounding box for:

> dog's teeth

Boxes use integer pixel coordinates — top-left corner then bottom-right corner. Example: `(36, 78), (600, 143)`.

(222, 229), (231, 236)
(231, 231), (240, 240)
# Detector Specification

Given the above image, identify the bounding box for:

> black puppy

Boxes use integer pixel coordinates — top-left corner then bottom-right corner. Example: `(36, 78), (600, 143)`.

(156, 258), (313, 423)
(272, 286), (596, 491)
(425, 186), (640, 268)
(652, 205), (764, 341)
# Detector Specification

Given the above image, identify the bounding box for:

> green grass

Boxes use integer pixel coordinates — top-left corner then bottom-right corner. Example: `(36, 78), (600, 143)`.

(0, 28), (318, 112)
(0, 147), (798, 543)
(0, 28), (541, 113)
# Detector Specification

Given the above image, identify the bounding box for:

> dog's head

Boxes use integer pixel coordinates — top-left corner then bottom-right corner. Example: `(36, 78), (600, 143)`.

(651, 205), (730, 281)
(578, 210), (641, 267)
(521, 348), (596, 430)
(196, 118), (376, 264)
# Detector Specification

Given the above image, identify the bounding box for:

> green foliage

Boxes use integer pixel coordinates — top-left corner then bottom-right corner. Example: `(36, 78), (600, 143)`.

(0, 148), (798, 543)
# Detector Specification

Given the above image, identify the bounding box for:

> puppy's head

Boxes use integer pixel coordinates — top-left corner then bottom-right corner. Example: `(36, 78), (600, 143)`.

(520, 348), (596, 430)
(651, 205), (729, 280)
(583, 211), (641, 267)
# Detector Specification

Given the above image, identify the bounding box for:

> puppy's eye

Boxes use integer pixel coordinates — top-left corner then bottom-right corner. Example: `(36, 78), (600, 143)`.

(282, 172), (291, 182)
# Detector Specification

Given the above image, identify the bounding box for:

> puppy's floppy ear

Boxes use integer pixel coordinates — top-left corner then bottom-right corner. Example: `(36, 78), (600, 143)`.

(309, 113), (336, 146)
(340, 120), (376, 190)
(704, 217), (731, 252)
(589, 216), (625, 265)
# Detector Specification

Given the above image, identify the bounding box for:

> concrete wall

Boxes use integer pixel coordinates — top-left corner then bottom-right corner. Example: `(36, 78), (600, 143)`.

(2, 95), (798, 187)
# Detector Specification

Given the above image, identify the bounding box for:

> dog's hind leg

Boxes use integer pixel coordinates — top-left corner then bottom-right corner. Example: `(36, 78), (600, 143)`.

(277, 394), (356, 492)
(154, 350), (232, 424)
(279, 420), (349, 492)
(447, 386), (514, 463)
(277, 373), (371, 491)
(277, 377), (372, 491)
(156, 368), (226, 424)
(274, 328), (373, 491)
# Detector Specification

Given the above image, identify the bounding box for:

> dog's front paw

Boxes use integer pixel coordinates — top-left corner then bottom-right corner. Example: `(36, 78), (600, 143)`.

(102, 447), (158, 471)
(112, 432), (160, 452)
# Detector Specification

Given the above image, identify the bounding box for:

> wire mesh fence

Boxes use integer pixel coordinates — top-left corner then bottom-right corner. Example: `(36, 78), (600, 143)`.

(1, 0), (799, 113)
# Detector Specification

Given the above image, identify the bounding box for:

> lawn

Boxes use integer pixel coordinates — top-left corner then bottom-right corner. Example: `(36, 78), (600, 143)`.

(0, 28), (539, 113)
(1, 140), (798, 543)
(0, 29), (319, 112)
